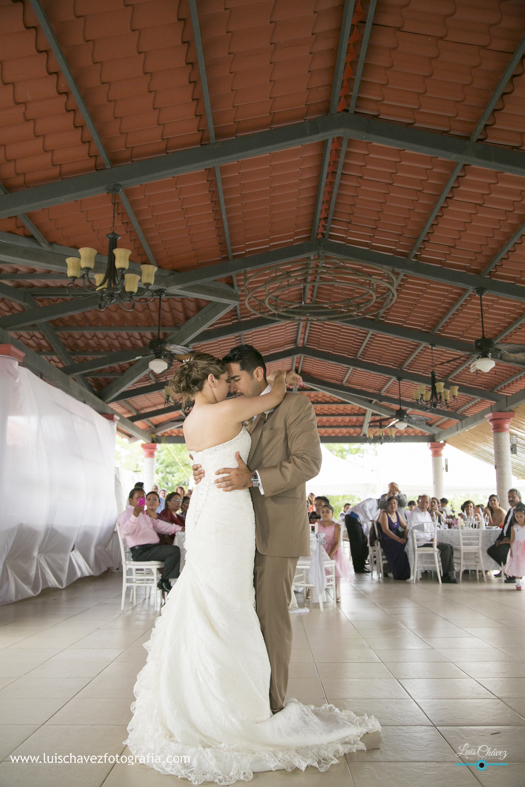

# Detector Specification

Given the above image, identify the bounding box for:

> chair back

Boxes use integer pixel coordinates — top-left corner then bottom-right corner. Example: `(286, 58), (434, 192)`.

(459, 527), (482, 547)
(115, 523), (129, 565)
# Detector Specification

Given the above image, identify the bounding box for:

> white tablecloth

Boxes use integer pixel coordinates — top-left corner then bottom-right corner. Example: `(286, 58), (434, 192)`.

(435, 528), (501, 572)
(175, 531), (186, 571)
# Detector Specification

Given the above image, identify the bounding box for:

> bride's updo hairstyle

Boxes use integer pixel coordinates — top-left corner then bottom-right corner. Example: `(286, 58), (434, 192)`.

(170, 352), (228, 405)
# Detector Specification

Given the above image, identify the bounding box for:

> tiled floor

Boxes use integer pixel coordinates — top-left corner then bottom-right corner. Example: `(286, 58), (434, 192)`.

(0, 569), (524, 787)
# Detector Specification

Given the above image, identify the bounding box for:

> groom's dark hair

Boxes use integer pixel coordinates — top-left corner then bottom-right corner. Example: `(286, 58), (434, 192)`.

(223, 345), (267, 378)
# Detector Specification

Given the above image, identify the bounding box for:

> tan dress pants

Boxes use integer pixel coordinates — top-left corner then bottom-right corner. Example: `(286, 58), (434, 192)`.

(254, 551), (299, 713)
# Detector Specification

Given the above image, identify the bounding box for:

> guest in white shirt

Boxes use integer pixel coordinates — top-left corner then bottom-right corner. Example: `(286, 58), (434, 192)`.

(407, 495), (458, 583)
(338, 503), (351, 525)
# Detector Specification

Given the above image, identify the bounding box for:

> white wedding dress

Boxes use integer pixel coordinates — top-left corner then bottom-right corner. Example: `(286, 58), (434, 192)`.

(125, 428), (380, 784)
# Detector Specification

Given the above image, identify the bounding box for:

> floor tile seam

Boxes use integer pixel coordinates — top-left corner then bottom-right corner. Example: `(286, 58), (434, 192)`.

(0, 724), (42, 764)
(1, 594), (125, 646)
(498, 697), (525, 720)
(301, 612), (335, 703)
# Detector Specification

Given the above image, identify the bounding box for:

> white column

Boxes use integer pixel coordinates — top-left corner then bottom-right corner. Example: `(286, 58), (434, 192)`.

(485, 412), (515, 503)
(429, 442), (445, 500)
(141, 443), (157, 492)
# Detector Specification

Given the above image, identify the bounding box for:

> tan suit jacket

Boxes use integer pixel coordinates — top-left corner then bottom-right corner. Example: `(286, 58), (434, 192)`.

(247, 393), (322, 558)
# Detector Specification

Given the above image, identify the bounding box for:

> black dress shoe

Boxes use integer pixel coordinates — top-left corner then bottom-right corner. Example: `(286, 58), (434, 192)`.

(355, 568), (371, 574)
(442, 575), (458, 584)
(504, 576), (516, 583)
(494, 571), (502, 577)
(157, 579), (172, 593)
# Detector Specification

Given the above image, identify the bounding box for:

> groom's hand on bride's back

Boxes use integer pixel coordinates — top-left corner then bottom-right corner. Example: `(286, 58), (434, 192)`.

(192, 463), (205, 484)
(215, 452), (252, 492)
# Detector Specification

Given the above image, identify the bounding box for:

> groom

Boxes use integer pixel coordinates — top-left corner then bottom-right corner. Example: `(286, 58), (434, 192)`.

(192, 345), (321, 712)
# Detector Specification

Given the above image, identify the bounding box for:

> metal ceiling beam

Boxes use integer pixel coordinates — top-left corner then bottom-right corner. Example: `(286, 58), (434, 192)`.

(396, 35), (525, 384)
(0, 233), (238, 305)
(0, 325), (150, 442)
(438, 384), (525, 441)
(4, 113), (525, 219)
(159, 238), (525, 307)
(361, 409), (372, 435)
(158, 433), (432, 443)
(27, 0), (160, 266)
(100, 301), (234, 402)
(301, 375), (438, 433)
(348, 0), (377, 114)
(311, 0), (355, 238)
(0, 282), (91, 389)
(0, 296), (100, 331)
(297, 346), (502, 402)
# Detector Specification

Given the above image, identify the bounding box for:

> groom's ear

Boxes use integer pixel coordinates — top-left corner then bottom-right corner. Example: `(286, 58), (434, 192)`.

(253, 367), (266, 383)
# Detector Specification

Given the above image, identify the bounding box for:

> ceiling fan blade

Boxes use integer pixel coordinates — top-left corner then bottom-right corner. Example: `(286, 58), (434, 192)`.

(164, 343), (193, 354)
(406, 414), (430, 424)
(498, 351), (525, 365)
(496, 343), (525, 353)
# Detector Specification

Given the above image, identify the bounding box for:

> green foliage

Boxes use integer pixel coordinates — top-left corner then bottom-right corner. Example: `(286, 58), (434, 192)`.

(154, 444), (193, 491)
(115, 436), (143, 471)
(115, 437), (193, 492)
(328, 494), (361, 514)
(324, 443), (378, 461)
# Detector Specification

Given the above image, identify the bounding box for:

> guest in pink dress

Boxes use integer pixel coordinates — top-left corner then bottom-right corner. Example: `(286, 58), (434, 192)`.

(318, 504), (353, 601)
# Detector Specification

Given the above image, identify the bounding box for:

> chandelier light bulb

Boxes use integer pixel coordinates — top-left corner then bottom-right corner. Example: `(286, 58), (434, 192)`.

(79, 247), (97, 269)
(149, 357), (169, 374)
(113, 248), (131, 269)
(66, 257), (81, 278)
(449, 385), (459, 397)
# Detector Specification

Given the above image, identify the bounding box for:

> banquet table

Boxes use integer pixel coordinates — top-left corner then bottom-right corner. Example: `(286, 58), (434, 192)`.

(406, 526), (502, 577)
(435, 528), (501, 572)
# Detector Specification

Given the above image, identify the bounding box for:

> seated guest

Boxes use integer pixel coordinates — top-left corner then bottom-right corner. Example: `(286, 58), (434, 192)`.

(118, 488), (181, 594)
(159, 492), (185, 533)
(346, 497), (379, 573)
(176, 485), (186, 498)
(406, 495), (457, 583)
(429, 497), (444, 527)
(377, 497), (411, 580)
(186, 489), (193, 498)
(309, 496), (330, 524)
(504, 501), (525, 590)
(439, 497), (452, 516)
(156, 489), (167, 514)
(318, 504), (352, 601)
(407, 500), (416, 512)
(378, 482), (407, 518)
(338, 503), (351, 525)
(484, 494), (506, 528)
(179, 496), (191, 521)
(488, 488), (522, 582)
(459, 500), (482, 527)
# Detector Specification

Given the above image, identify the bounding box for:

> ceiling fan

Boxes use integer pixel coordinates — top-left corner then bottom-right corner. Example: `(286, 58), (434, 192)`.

(387, 378), (433, 431)
(133, 291), (193, 374)
(436, 288), (525, 374)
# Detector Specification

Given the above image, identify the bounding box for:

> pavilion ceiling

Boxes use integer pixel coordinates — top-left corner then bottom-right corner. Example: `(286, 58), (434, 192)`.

(1, 0), (525, 443)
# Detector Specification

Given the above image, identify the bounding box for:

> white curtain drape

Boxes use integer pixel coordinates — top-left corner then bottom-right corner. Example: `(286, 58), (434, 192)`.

(0, 354), (119, 605)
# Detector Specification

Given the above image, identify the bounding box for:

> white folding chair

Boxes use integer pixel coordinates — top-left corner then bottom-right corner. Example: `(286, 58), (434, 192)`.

(455, 527), (486, 582)
(413, 523), (442, 584)
(369, 520), (388, 579)
(293, 552), (337, 612)
(116, 525), (164, 611)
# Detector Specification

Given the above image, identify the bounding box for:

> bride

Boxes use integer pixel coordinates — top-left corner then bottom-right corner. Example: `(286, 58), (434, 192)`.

(125, 353), (380, 784)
